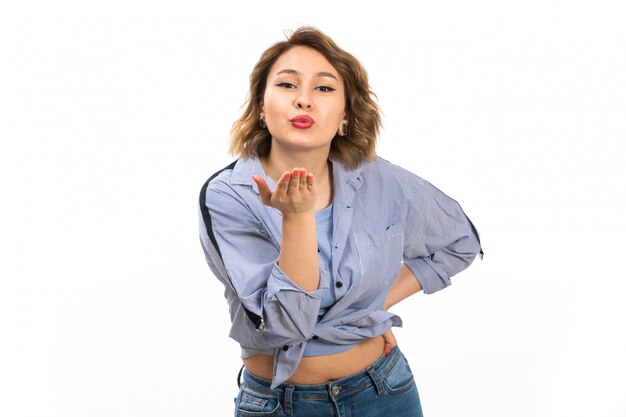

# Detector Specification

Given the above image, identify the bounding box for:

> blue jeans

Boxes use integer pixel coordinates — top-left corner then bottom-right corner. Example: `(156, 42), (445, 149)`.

(234, 346), (424, 417)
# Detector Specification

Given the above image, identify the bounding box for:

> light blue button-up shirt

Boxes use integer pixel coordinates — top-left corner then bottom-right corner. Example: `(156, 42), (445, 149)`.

(199, 156), (482, 388)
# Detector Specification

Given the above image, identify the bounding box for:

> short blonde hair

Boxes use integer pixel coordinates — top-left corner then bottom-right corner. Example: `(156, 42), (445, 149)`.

(229, 26), (381, 170)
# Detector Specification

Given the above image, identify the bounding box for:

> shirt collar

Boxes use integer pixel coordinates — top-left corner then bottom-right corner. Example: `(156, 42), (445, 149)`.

(229, 155), (366, 195)
(229, 156), (265, 193)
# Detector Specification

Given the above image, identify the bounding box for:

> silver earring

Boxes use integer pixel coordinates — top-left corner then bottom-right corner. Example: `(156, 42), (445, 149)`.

(338, 122), (348, 136)
(259, 115), (267, 129)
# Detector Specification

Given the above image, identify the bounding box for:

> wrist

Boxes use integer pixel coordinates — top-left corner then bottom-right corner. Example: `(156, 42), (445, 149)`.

(282, 210), (315, 222)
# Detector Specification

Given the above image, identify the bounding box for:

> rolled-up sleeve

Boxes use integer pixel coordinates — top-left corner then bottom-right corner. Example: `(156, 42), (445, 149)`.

(201, 185), (325, 345)
(402, 176), (483, 294)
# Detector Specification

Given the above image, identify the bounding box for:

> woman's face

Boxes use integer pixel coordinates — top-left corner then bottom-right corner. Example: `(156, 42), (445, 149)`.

(262, 46), (346, 155)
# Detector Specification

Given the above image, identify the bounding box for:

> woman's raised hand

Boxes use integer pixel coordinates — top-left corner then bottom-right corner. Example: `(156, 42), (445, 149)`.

(253, 168), (317, 215)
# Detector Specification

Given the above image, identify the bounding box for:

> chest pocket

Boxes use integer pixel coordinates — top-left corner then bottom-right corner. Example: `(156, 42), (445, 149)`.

(353, 223), (404, 302)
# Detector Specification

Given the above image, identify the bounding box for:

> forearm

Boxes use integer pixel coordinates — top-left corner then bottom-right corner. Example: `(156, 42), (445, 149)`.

(279, 212), (320, 292)
(254, 168), (321, 292)
(384, 263), (423, 311)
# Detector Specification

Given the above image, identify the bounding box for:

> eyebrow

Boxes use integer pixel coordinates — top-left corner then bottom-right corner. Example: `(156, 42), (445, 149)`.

(275, 69), (338, 80)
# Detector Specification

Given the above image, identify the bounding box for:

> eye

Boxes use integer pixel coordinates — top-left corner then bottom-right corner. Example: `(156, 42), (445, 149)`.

(276, 82), (296, 89)
(316, 86), (336, 92)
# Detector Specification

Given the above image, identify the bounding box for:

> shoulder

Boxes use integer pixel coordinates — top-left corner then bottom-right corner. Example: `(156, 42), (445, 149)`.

(199, 159), (266, 232)
(200, 160), (238, 193)
(361, 157), (431, 194)
(199, 159), (247, 212)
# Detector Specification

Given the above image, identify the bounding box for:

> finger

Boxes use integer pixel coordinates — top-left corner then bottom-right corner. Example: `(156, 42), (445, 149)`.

(306, 172), (315, 191)
(288, 168), (301, 192)
(383, 329), (397, 357)
(382, 329), (398, 347)
(298, 168), (308, 190)
(275, 171), (292, 198)
(384, 344), (392, 356)
(252, 176), (272, 205)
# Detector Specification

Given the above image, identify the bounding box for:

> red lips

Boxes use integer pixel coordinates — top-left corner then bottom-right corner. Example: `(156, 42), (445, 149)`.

(290, 115), (315, 129)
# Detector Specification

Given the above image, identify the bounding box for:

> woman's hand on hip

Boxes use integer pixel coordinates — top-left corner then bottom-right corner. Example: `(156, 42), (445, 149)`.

(383, 329), (397, 356)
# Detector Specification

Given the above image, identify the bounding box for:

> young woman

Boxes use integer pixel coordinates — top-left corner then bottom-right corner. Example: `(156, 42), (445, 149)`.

(199, 26), (482, 417)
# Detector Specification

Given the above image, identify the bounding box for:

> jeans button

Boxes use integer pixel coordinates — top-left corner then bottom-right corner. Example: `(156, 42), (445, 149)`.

(331, 385), (341, 396)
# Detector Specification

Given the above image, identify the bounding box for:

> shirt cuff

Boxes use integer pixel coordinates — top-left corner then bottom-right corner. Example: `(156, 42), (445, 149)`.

(265, 262), (326, 299)
(403, 257), (451, 294)
(263, 263), (326, 339)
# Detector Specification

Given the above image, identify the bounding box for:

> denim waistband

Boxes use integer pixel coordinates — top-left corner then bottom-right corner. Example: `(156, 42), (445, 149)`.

(240, 345), (403, 403)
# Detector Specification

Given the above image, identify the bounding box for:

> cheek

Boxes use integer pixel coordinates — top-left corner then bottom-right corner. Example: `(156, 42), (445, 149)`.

(323, 104), (346, 128)
(262, 91), (280, 115)
(264, 99), (292, 123)
(330, 98), (347, 122)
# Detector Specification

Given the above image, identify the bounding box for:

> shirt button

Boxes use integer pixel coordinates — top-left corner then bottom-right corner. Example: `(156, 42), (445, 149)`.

(282, 345), (289, 351)
(335, 281), (343, 288)
(312, 335), (319, 340)
(331, 385), (341, 396)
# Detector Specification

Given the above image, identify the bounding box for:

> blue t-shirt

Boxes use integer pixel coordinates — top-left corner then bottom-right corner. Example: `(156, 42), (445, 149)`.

(303, 203), (358, 356)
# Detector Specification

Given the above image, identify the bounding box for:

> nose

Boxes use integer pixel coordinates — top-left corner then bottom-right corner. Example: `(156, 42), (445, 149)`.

(295, 92), (312, 110)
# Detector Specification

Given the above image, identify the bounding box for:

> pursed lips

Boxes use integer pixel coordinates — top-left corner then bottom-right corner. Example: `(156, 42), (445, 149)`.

(290, 115), (315, 128)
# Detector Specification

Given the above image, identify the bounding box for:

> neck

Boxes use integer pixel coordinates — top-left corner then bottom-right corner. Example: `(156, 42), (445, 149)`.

(261, 146), (331, 183)
(260, 145), (334, 210)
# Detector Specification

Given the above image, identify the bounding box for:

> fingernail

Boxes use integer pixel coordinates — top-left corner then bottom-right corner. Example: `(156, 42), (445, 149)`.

(385, 347), (391, 356)
(251, 176), (258, 183)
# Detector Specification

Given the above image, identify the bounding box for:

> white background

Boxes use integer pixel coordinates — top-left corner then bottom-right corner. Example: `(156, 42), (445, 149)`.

(1, 1), (625, 416)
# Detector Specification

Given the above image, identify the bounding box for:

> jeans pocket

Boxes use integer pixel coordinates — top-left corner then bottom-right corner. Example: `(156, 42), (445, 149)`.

(382, 354), (416, 395)
(235, 386), (282, 417)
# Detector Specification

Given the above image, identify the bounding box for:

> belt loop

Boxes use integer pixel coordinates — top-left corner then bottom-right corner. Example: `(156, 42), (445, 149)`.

(367, 366), (384, 396)
(283, 385), (294, 415)
(237, 365), (244, 388)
